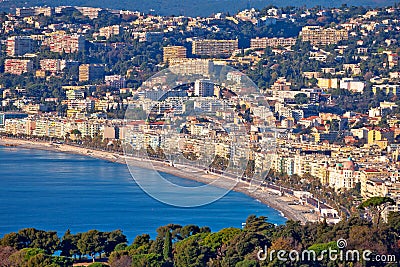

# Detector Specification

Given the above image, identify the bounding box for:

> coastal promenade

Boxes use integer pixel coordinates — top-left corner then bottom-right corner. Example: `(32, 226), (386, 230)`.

(0, 137), (319, 224)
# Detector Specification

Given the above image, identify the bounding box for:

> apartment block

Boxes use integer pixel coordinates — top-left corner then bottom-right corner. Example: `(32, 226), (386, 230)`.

(317, 78), (338, 89)
(300, 26), (348, 45)
(250, 37), (296, 49)
(99, 25), (122, 39)
(169, 59), (214, 76)
(163, 46), (187, 63)
(43, 34), (85, 54)
(194, 79), (214, 97)
(40, 59), (66, 73)
(4, 59), (34, 75)
(6, 36), (35, 56)
(368, 128), (394, 148)
(361, 178), (387, 199)
(4, 118), (35, 136)
(388, 53), (398, 68)
(192, 39), (238, 56)
(16, 7), (54, 17)
(95, 99), (109, 111)
(79, 121), (104, 138)
(79, 64), (105, 82)
(33, 119), (65, 138)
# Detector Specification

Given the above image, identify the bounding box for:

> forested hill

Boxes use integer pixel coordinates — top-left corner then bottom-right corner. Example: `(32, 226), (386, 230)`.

(0, 0), (398, 16)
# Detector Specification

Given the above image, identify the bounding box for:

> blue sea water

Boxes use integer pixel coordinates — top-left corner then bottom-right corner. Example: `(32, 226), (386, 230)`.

(0, 147), (286, 242)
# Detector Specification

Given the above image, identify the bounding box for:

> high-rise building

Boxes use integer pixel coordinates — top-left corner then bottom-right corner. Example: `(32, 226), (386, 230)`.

(163, 46), (187, 63)
(300, 26), (348, 45)
(40, 59), (66, 73)
(79, 64), (105, 82)
(194, 79), (214, 97)
(43, 34), (85, 54)
(192, 39), (238, 56)
(6, 36), (35, 56)
(4, 59), (34, 75)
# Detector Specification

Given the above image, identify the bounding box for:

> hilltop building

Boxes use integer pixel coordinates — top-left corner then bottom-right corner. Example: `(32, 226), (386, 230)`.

(300, 26), (348, 45)
(192, 39), (238, 56)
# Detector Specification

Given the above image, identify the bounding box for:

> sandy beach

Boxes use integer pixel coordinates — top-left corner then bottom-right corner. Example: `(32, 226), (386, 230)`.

(0, 137), (319, 224)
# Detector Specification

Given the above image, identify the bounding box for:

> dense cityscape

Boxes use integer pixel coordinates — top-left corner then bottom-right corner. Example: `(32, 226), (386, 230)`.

(0, 3), (400, 267)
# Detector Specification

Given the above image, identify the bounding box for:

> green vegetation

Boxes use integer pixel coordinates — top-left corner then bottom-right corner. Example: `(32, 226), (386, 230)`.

(1, 212), (399, 266)
(0, 229), (126, 266)
(359, 197), (396, 225)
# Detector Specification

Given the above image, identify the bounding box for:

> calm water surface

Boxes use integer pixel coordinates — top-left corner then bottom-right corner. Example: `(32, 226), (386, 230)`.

(0, 147), (286, 241)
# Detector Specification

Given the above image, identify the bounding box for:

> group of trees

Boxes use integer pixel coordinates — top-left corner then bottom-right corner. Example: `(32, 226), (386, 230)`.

(0, 228), (126, 266)
(104, 212), (400, 266)
(1, 210), (400, 266)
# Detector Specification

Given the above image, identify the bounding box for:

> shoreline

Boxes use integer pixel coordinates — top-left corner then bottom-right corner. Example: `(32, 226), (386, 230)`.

(0, 137), (319, 224)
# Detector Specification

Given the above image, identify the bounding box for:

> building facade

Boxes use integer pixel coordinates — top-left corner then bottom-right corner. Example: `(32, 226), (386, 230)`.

(194, 79), (215, 97)
(4, 59), (34, 75)
(79, 64), (105, 82)
(192, 39), (238, 56)
(250, 37), (296, 49)
(6, 36), (35, 56)
(300, 26), (348, 45)
(163, 46), (187, 63)
(43, 34), (85, 54)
